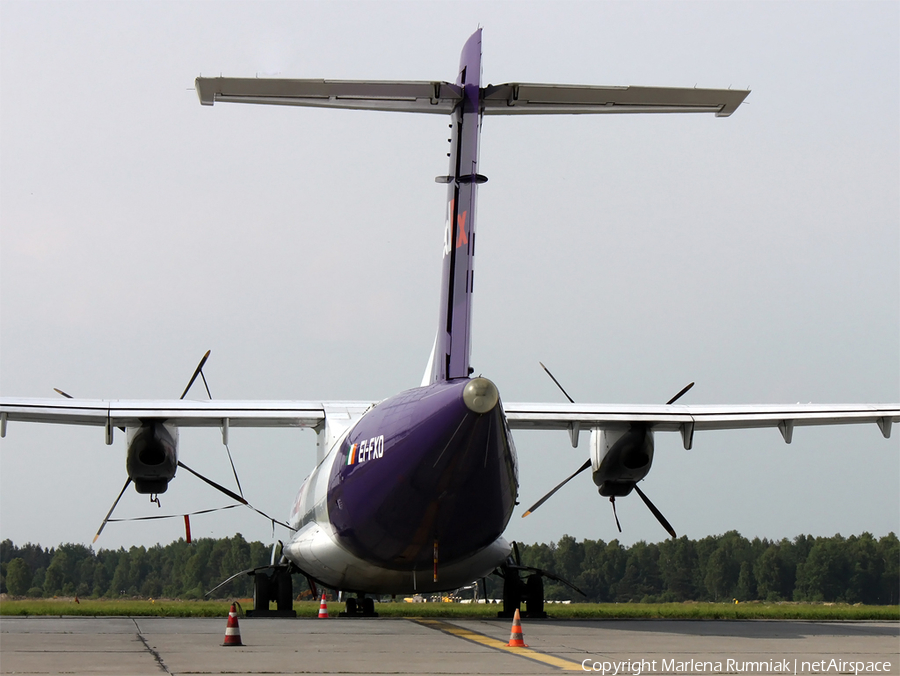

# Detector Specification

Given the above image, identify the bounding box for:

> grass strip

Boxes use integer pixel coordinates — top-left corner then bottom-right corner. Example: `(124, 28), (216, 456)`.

(1, 599), (897, 620)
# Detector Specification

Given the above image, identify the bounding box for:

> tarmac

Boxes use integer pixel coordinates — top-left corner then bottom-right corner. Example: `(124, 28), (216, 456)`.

(0, 615), (897, 675)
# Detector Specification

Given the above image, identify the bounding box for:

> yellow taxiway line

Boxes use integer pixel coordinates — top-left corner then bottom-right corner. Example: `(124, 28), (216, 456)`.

(414, 617), (583, 671)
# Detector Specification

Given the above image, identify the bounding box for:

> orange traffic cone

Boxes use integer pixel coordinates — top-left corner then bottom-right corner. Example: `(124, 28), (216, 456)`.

(222, 603), (243, 646)
(318, 591), (329, 618)
(506, 608), (528, 647)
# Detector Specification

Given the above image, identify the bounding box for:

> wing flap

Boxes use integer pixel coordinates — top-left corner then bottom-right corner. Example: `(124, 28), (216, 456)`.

(482, 83), (750, 117)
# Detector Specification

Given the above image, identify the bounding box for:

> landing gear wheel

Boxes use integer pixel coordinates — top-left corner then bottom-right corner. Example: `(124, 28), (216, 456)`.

(525, 574), (546, 618)
(345, 597), (358, 615)
(254, 572), (271, 613)
(362, 597), (375, 616)
(498, 569), (522, 618)
(275, 568), (293, 612)
(247, 567), (297, 617)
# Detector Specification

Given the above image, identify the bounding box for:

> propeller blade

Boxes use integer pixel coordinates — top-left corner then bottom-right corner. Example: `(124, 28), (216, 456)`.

(177, 461), (294, 531)
(633, 484), (677, 539)
(512, 541), (521, 566)
(53, 388), (123, 430)
(177, 461), (247, 505)
(93, 477), (132, 543)
(177, 352), (244, 497)
(666, 382), (695, 405)
(610, 496), (622, 533)
(199, 369), (212, 400)
(539, 362), (575, 404)
(522, 458), (592, 517)
(224, 443), (244, 499)
(180, 350), (212, 400)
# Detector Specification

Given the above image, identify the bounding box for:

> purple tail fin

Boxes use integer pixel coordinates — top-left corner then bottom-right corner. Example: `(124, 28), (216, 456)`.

(428, 29), (485, 384)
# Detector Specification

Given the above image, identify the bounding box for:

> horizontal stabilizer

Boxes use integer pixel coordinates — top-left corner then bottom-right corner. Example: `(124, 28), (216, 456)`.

(482, 83), (749, 117)
(195, 77), (462, 114)
(196, 78), (748, 118)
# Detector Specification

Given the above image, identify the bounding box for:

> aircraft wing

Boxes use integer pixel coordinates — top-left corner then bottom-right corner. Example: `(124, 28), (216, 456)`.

(0, 397), (374, 430)
(503, 402), (899, 448)
(4, 397), (896, 448)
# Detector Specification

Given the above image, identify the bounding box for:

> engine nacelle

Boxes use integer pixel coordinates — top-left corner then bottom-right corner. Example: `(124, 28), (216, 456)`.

(589, 426), (654, 496)
(125, 421), (179, 494)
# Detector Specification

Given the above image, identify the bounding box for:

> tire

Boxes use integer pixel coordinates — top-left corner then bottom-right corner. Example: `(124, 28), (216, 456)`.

(254, 573), (271, 612)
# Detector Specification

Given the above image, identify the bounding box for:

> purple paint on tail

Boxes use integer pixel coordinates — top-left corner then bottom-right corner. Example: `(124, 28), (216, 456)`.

(429, 29), (484, 383)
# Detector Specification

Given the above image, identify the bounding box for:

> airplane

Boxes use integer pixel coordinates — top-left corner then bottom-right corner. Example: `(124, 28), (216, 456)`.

(1, 30), (897, 617)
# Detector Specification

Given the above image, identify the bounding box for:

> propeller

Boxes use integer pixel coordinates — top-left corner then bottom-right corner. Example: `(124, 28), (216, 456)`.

(522, 362), (684, 538)
(93, 478), (132, 543)
(90, 350), (269, 542)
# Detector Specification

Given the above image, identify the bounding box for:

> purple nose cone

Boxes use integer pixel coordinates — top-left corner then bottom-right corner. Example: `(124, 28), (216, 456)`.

(327, 378), (517, 571)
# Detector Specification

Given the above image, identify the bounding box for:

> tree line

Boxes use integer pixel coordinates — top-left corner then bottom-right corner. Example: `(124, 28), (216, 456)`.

(0, 534), (271, 599)
(516, 531), (898, 604)
(1, 531), (897, 604)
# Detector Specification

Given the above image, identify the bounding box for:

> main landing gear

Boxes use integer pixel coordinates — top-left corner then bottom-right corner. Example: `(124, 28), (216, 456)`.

(494, 543), (584, 619)
(495, 566), (547, 618)
(247, 566), (296, 618)
(340, 594), (378, 617)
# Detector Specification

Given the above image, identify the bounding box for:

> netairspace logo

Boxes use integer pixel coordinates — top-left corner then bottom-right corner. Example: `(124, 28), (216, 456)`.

(580, 659), (894, 675)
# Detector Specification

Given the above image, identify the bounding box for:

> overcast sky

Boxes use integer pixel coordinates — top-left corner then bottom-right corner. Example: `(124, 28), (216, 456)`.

(1, 1), (897, 555)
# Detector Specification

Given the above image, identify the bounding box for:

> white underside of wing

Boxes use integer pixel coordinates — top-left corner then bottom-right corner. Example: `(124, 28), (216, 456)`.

(0, 397), (378, 429)
(504, 401), (899, 436)
(4, 397), (897, 447)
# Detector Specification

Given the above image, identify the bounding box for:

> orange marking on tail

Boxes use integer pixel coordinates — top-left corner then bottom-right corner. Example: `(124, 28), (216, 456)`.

(456, 212), (468, 248)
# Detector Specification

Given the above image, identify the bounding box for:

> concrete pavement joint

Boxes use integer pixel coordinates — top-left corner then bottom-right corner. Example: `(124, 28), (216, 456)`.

(133, 618), (171, 674)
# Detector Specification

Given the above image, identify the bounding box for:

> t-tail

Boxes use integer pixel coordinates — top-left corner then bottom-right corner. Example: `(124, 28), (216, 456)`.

(195, 30), (749, 386)
(430, 30), (484, 383)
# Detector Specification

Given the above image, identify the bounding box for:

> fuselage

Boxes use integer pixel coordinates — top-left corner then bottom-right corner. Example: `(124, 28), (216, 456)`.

(285, 377), (518, 594)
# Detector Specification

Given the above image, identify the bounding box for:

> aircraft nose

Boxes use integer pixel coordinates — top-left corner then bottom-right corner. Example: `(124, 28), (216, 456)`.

(462, 377), (499, 413)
